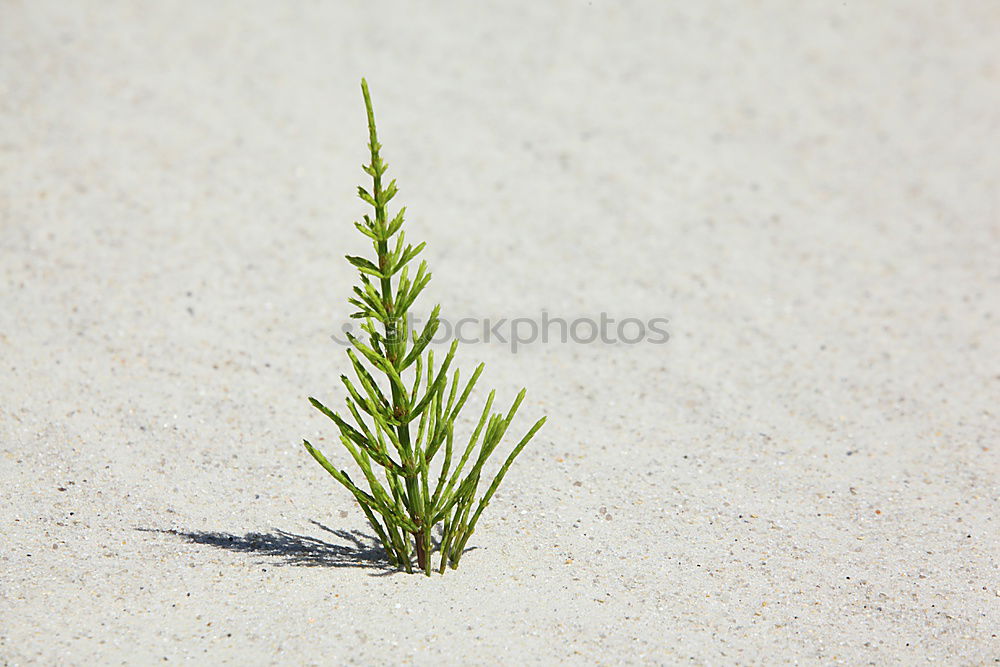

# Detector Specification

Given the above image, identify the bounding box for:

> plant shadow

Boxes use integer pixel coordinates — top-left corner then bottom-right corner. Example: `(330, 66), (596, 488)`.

(138, 521), (399, 575)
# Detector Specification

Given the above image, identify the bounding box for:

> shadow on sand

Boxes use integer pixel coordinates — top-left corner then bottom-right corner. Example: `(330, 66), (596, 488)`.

(139, 521), (398, 574)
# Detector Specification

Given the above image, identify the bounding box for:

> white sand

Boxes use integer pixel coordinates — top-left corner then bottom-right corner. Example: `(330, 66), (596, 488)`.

(2, 1), (998, 664)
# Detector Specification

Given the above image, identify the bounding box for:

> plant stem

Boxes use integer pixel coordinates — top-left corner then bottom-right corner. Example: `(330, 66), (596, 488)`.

(365, 80), (430, 574)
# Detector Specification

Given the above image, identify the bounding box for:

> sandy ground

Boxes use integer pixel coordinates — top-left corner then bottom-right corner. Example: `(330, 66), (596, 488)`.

(2, 1), (998, 664)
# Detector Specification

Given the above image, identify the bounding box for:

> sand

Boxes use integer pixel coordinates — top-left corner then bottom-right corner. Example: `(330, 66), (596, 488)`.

(2, 1), (998, 664)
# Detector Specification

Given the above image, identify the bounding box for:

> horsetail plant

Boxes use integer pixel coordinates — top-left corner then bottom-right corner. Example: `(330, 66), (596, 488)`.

(302, 79), (546, 575)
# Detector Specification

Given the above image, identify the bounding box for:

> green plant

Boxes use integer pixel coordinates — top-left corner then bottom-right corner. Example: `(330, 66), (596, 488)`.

(302, 79), (546, 575)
